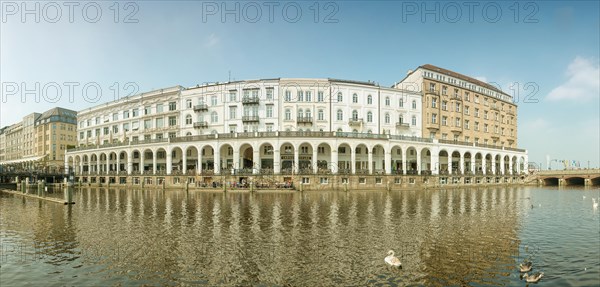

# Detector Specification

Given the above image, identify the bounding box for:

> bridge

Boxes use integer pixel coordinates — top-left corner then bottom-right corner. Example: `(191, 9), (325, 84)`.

(533, 169), (600, 186)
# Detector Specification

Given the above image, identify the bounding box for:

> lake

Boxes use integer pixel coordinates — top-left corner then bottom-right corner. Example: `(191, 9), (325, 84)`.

(1, 186), (599, 286)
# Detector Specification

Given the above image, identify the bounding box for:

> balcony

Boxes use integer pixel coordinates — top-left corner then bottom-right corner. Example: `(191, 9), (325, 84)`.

(242, 97), (260, 105)
(193, 121), (208, 129)
(242, 115), (260, 123)
(426, 89), (439, 96)
(194, 104), (208, 112)
(296, 116), (313, 124)
(450, 125), (463, 133)
(348, 118), (363, 126)
(396, 122), (410, 128)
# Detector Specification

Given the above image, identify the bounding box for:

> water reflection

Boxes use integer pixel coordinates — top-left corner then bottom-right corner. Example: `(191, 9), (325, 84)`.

(1, 187), (599, 286)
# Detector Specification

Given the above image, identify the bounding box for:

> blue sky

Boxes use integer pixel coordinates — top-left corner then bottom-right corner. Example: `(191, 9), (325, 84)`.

(1, 1), (599, 169)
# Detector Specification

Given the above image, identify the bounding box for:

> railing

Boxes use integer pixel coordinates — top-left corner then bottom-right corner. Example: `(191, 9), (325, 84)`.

(242, 97), (260, 105)
(475, 142), (503, 149)
(426, 89), (439, 96)
(296, 117), (313, 124)
(242, 116), (260, 122)
(439, 139), (472, 147)
(193, 121), (208, 128)
(505, 147), (526, 152)
(348, 119), (363, 126)
(193, 104), (208, 111)
(396, 122), (410, 128)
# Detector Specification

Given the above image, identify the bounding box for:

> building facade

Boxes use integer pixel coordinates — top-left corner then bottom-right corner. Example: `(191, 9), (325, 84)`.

(0, 107), (77, 173)
(396, 64), (518, 147)
(65, 76), (527, 181)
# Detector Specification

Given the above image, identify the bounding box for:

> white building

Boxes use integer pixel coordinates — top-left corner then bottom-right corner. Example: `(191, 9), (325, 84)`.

(66, 78), (527, 178)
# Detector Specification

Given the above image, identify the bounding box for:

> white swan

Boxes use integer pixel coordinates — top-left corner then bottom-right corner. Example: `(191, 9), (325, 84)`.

(593, 198), (598, 209)
(522, 272), (544, 283)
(519, 260), (532, 272)
(385, 250), (402, 268)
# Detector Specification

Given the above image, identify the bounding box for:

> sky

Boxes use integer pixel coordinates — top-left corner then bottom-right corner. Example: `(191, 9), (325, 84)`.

(1, 1), (599, 169)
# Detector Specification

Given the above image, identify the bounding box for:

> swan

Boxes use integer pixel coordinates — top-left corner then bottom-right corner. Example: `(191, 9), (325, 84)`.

(384, 250), (402, 268)
(593, 198), (598, 209)
(522, 272), (544, 283)
(519, 260), (532, 272)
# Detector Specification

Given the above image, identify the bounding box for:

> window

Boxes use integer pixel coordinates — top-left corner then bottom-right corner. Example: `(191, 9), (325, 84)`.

(266, 124), (273, 132)
(455, 117), (461, 127)
(456, 103), (461, 112)
(475, 122), (479, 131)
(156, 104), (164, 113)
(305, 91), (312, 102)
(385, 113), (390, 124)
(156, 118), (164, 128)
(103, 127), (109, 135)
(156, 133), (163, 140)
(229, 107), (237, 119)
(465, 106), (470, 115)
(475, 108), (479, 117)
(429, 82), (436, 92)
(265, 88), (273, 101)
(442, 133), (447, 140)
(412, 100), (416, 109)
(385, 97), (390, 106)
(442, 116), (447, 126)
(399, 115), (404, 124)
(399, 99), (404, 108)
(185, 114), (192, 125)
(87, 130), (92, 137)
(305, 109), (312, 118)
(352, 110), (358, 121)
(465, 120), (470, 130)
(79, 132), (84, 139)
(318, 109), (324, 120)
(285, 90), (291, 102)
(285, 109), (291, 120)
(431, 113), (437, 124)
(367, 95), (372, 105)
(295, 91), (302, 102)
(144, 119), (152, 129)
(297, 109), (304, 118)
(442, 86), (447, 95)
(112, 125), (119, 133)
(352, 93), (358, 103)
(441, 101), (447, 111)
(411, 115), (417, 126)
(211, 112), (218, 123)
(464, 92), (470, 101)
(211, 96), (217, 105)
(229, 91), (237, 102)
(337, 92), (343, 102)
(123, 123), (130, 132)
(484, 123), (488, 132)
(266, 106), (273, 118)
(484, 111), (488, 120)
(169, 102), (177, 111)
(431, 98), (437, 108)
(337, 109), (343, 121)
(318, 91), (324, 102)
(123, 110), (130, 119)
(132, 108), (139, 117)
(367, 111), (373, 123)
(95, 117), (99, 125)
(169, 132), (176, 139)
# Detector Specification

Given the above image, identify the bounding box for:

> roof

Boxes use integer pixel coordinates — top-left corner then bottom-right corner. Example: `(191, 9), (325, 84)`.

(37, 107), (77, 121)
(418, 64), (507, 95)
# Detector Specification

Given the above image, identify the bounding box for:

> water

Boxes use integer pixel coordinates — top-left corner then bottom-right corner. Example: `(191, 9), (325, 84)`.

(1, 187), (599, 286)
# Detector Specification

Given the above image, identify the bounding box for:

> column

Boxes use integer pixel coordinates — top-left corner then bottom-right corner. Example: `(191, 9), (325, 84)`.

(367, 149), (373, 174)
(482, 159), (486, 175)
(459, 153), (465, 174)
(273, 149), (281, 174)
(430, 151), (439, 175)
(500, 156), (505, 175)
(233, 149), (240, 172)
(331, 148), (338, 174)
(96, 155), (100, 174)
(182, 151), (187, 174)
(491, 156), (496, 174)
(293, 148), (299, 173)
(116, 156), (120, 173)
(447, 154), (452, 175)
(508, 157), (513, 175)
(384, 151), (392, 175)
(214, 148), (220, 175)
(350, 148), (356, 174)
(152, 152), (157, 175)
(140, 151), (145, 174)
(471, 159), (475, 175)
(253, 149), (260, 174)
(401, 149), (407, 175)
(80, 159), (84, 175)
(197, 151), (202, 175)
(312, 148), (318, 174)
(105, 157), (109, 174)
(416, 149), (421, 175)
(166, 152), (172, 175)
(127, 152), (133, 175)
(64, 158), (69, 175)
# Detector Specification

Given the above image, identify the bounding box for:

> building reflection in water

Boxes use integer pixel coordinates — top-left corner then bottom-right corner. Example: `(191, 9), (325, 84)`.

(0, 187), (527, 286)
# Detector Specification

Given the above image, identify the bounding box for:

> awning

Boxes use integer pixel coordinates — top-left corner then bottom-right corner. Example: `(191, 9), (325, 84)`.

(0, 155), (47, 165)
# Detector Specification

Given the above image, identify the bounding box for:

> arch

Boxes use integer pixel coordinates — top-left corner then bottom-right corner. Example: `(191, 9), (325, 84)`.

(438, 149), (449, 174)
(355, 143), (369, 173)
(485, 153), (493, 174)
(155, 147), (168, 173)
(503, 155), (510, 175)
(219, 143), (234, 172)
(239, 143), (255, 171)
(406, 146), (418, 174)
(259, 142), (275, 171)
(420, 147), (431, 174)
(170, 146), (184, 174)
(564, 177), (585, 186)
(371, 144), (386, 173)
(185, 114), (192, 125)
(494, 154), (501, 175)
(352, 110), (358, 120)
(184, 146), (199, 174)
(298, 142), (314, 173)
(199, 144), (215, 171)
(337, 143), (352, 173)
(367, 111), (373, 123)
(463, 152), (473, 174)
(451, 151), (461, 174)
(543, 177), (559, 186)
(280, 142), (295, 174)
(391, 145), (404, 174)
(316, 142), (332, 173)
(367, 94), (373, 104)
(352, 93), (358, 103)
(474, 152), (483, 174)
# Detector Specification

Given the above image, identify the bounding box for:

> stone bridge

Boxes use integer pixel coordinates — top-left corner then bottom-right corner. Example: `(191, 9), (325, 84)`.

(534, 169), (600, 186)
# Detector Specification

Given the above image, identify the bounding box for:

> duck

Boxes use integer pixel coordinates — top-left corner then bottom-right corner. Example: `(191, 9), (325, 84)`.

(384, 250), (402, 268)
(519, 260), (532, 272)
(522, 272), (544, 283)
